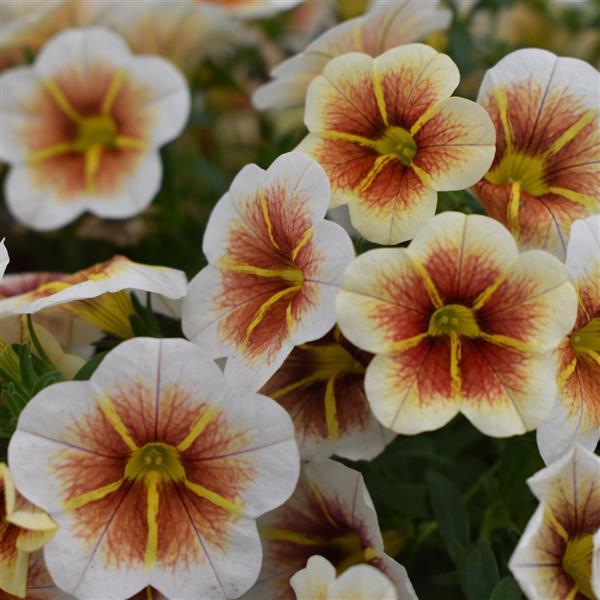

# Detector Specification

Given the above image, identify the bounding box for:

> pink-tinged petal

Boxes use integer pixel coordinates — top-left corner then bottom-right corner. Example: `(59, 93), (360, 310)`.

(477, 250), (577, 352)
(183, 152), (353, 390)
(412, 97), (495, 191)
(406, 211), (519, 306)
(474, 48), (600, 258)
(336, 248), (433, 354)
(365, 340), (459, 434)
(246, 459), (416, 600)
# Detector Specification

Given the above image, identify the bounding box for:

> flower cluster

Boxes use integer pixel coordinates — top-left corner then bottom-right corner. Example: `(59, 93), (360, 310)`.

(0, 1), (598, 599)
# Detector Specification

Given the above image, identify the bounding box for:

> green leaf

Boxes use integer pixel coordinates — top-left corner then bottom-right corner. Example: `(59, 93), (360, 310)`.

(18, 344), (37, 392)
(489, 576), (522, 600)
(426, 470), (470, 565)
(464, 541), (500, 600)
(31, 370), (63, 395)
(73, 352), (108, 381)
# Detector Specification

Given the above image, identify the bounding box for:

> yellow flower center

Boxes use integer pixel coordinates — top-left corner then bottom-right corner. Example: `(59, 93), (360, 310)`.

(571, 318), (600, 354)
(562, 534), (594, 599)
(485, 151), (548, 196)
(428, 304), (480, 337)
(125, 442), (185, 483)
(374, 126), (418, 165)
(309, 343), (366, 381)
(73, 115), (118, 153)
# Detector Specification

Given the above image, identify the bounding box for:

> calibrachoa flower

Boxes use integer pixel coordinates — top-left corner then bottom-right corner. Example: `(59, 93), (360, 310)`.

(537, 216), (600, 464)
(509, 444), (600, 599)
(290, 555), (398, 600)
(0, 255), (187, 342)
(336, 211), (578, 437)
(473, 48), (600, 258)
(182, 152), (355, 389)
(8, 337), (299, 599)
(253, 0), (451, 112)
(260, 326), (394, 460)
(245, 459), (415, 600)
(0, 464), (57, 597)
(297, 44), (496, 244)
(0, 27), (190, 230)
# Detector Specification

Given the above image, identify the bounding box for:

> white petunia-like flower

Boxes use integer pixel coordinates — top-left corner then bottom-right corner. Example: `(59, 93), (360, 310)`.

(182, 151), (355, 390)
(509, 444), (599, 600)
(8, 337), (300, 599)
(0, 27), (190, 230)
(290, 555), (398, 600)
(252, 0), (451, 113)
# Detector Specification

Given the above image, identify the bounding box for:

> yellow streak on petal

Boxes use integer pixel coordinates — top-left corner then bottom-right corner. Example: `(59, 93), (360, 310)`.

(28, 142), (76, 163)
(98, 394), (139, 451)
(579, 348), (600, 366)
(410, 103), (441, 136)
(177, 405), (220, 452)
(545, 507), (569, 542)
(84, 144), (103, 193)
(558, 357), (578, 389)
(286, 302), (295, 337)
(324, 373), (340, 441)
(493, 88), (513, 149)
(564, 587), (578, 600)
(219, 259), (302, 282)
(308, 480), (338, 527)
(507, 181), (521, 238)
(319, 130), (378, 149)
(101, 69), (127, 115)
(291, 227), (313, 262)
(388, 333), (428, 353)
(372, 70), (388, 126)
(352, 23), (364, 52)
(355, 155), (394, 194)
(544, 110), (596, 158)
(548, 186), (597, 208)
(269, 374), (320, 400)
(243, 285), (300, 347)
(472, 271), (510, 311)
(261, 526), (324, 545)
(410, 257), (443, 309)
(63, 478), (124, 511)
(115, 136), (148, 151)
(146, 587), (153, 600)
(184, 479), (242, 514)
(144, 472), (160, 569)
(449, 332), (462, 399)
(410, 162), (433, 188)
(42, 79), (83, 123)
(261, 190), (280, 250)
(479, 332), (534, 353)
(363, 546), (378, 561)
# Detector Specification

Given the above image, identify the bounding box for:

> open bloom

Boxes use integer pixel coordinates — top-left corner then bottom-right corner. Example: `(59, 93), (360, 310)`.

(297, 44), (496, 244)
(336, 211), (578, 437)
(182, 152), (355, 389)
(253, 0), (451, 112)
(509, 444), (600, 599)
(0, 464), (57, 598)
(260, 326), (394, 460)
(0, 255), (187, 343)
(537, 216), (600, 464)
(0, 27), (190, 230)
(472, 48), (600, 258)
(290, 555), (398, 600)
(245, 459), (415, 600)
(8, 337), (299, 599)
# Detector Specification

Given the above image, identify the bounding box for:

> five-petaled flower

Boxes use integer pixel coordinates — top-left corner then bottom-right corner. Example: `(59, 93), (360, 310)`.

(290, 555), (398, 600)
(0, 255), (187, 343)
(260, 326), (394, 460)
(336, 211), (577, 437)
(537, 216), (600, 464)
(253, 0), (451, 113)
(0, 464), (57, 598)
(244, 458), (415, 600)
(0, 27), (190, 230)
(296, 44), (496, 245)
(509, 444), (600, 600)
(7, 337), (299, 599)
(473, 48), (600, 259)
(182, 152), (355, 390)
